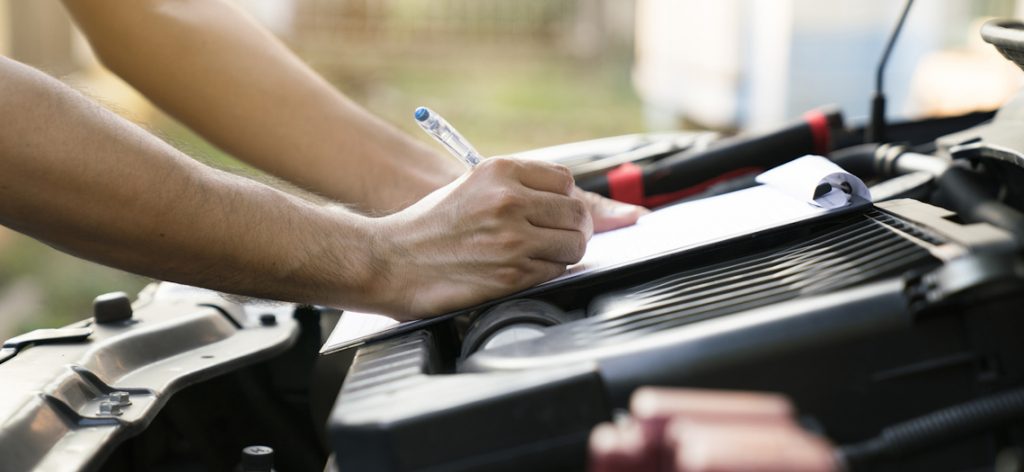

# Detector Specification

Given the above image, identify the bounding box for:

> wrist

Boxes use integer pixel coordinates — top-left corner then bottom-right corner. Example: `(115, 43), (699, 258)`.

(288, 205), (383, 310)
(352, 213), (400, 315)
(354, 212), (416, 318)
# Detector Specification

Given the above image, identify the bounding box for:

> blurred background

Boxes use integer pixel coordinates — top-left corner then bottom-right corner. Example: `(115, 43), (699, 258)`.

(0, 0), (1021, 338)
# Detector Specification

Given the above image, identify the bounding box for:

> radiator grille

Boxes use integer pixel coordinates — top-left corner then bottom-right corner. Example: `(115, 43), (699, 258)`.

(339, 332), (433, 402)
(569, 211), (940, 345)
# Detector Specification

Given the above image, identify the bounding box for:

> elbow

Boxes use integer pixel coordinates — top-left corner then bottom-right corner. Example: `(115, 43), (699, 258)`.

(62, 0), (169, 75)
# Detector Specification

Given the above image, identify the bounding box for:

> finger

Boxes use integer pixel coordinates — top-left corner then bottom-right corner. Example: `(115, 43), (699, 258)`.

(501, 157), (575, 195)
(524, 226), (588, 265)
(523, 189), (592, 234)
(576, 188), (649, 233)
(592, 201), (647, 233)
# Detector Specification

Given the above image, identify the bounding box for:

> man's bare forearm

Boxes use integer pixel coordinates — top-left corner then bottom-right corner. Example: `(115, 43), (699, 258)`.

(62, 0), (462, 213)
(0, 56), (377, 307)
(0, 56), (600, 320)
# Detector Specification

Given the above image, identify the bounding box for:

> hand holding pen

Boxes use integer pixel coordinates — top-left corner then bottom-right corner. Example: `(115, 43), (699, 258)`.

(359, 107), (645, 319)
(358, 108), (591, 318)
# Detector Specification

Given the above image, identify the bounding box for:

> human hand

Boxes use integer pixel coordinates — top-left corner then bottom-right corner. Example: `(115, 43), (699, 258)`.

(368, 157), (592, 320)
(573, 188), (649, 233)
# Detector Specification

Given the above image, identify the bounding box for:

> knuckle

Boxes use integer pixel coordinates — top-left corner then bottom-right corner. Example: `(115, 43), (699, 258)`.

(553, 231), (586, 264)
(552, 164), (575, 192)
(485, 156), (517, 174)
(569, 198), (588, 226)
(572, 232), (588, 261)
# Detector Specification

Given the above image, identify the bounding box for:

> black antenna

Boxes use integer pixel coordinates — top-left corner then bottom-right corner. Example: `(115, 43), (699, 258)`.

(866, 0), (915, 144)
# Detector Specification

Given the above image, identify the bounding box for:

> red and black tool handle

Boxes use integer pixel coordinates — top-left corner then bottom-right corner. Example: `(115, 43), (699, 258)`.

(577, 109), (844, 207)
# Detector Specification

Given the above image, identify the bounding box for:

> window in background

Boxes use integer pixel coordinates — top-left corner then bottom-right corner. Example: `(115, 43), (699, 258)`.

(634, 0), (1023, 132)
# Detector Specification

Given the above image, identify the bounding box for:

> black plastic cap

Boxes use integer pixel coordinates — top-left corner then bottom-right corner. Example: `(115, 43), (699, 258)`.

(241, 445), (274, 472)
(92, 292), (133, 325)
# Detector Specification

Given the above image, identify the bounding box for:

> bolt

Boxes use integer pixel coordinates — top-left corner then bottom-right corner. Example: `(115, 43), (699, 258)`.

(98, 400), (124, 416)
(109, 391), (132, 406)
(241, 445), (275, 471)
(245, 445), (273, 455)
(93, 292), (133, 325)
(259, 313), (277, 327)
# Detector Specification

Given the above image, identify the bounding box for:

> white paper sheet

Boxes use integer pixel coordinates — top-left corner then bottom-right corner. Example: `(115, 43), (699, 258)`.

(556, 185), (834, 282)
(321, 310), (398, 354)
(756, 155), (871, 209)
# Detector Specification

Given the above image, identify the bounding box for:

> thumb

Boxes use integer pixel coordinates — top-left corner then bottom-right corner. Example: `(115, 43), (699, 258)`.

(575, 188), (649, 233)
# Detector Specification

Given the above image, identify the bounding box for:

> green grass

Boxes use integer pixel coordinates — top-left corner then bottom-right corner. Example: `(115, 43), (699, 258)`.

(0, 234), (149, 337)
(329, 53), (644, 155)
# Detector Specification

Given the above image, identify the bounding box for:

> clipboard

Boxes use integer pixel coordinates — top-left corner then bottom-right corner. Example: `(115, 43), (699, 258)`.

(321, 156), (872, 355)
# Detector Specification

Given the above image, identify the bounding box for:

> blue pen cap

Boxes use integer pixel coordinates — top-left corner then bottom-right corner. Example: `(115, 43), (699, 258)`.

(414, 107), (430, 122)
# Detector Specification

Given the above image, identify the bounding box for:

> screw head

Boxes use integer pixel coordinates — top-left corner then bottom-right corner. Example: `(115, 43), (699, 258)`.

(109, 391), (132, 406)
(98, 400), (124, 416)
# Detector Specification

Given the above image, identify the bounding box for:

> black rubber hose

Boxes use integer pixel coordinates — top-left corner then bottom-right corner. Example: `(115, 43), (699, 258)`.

(829, 143), (881, 179)
(935, 166), (1024, 239)
(838, 387), (1024, 469)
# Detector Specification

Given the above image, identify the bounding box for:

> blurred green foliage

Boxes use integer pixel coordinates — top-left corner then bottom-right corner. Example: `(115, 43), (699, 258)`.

(359, 56), (644, 155)
(0, 236), (149, 336)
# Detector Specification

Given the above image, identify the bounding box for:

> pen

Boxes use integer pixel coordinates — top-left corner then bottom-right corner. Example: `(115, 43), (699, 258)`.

(414, 106), (484, 168)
